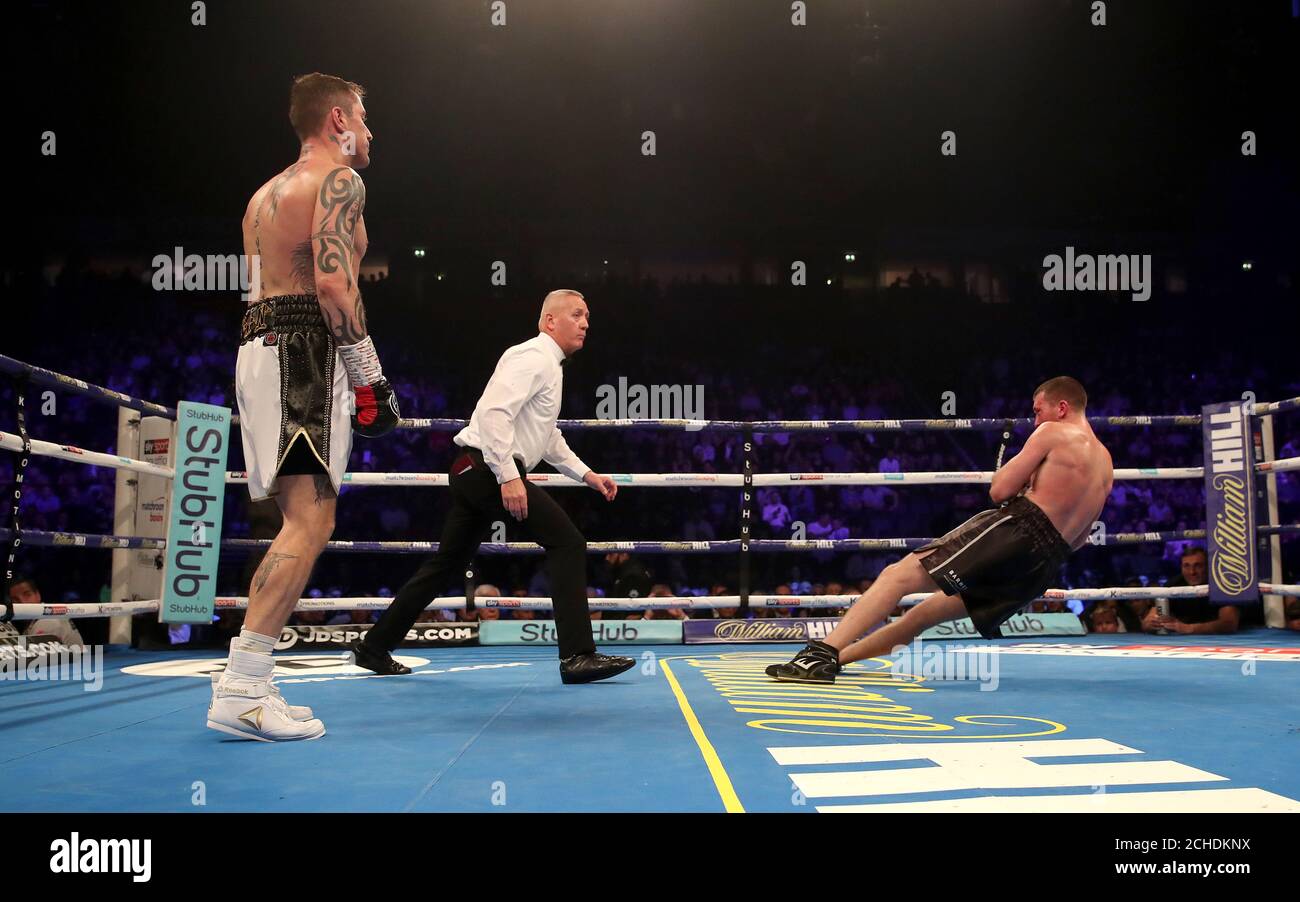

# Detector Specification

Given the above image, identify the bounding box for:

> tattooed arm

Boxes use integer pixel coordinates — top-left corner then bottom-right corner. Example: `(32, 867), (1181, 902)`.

(312, 166), (401, 437)
(311, 166), (369, 343)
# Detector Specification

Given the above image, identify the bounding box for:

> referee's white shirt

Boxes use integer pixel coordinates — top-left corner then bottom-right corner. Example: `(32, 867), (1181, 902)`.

(455, 332), (590, 485)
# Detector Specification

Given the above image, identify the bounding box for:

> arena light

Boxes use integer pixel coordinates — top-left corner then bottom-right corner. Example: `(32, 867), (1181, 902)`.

(1241, 260), (1253, 271)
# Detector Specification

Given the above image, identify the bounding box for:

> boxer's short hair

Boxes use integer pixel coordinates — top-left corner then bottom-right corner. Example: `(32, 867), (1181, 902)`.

(1181, 546), (1207, 562)
(289, 73), (366, 141)
(1034, 376), (1087, 410)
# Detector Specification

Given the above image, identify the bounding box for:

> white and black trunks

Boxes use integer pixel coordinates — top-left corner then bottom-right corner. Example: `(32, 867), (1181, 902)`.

(235, 294), (353, 500)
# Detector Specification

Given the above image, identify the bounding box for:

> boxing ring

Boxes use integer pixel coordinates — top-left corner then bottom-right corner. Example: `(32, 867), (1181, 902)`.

(3, 351), (1300, 812)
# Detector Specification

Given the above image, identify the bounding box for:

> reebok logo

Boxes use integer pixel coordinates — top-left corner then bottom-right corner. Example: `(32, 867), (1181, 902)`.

(238, 706), (264, 730)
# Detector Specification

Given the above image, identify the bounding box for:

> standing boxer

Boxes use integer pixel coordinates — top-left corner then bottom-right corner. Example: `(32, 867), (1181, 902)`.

(208, 73), (400, 741)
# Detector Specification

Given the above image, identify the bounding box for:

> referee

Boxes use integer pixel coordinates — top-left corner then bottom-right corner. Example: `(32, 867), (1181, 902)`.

(352, 290), (636, 684)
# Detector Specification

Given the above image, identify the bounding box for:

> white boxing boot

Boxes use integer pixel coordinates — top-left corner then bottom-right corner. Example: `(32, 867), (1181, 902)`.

(210, 672), (313, 721)
(207, 675), (326, 742)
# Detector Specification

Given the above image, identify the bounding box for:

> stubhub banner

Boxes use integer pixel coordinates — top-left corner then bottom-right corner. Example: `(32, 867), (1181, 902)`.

(920, 612), (1085, 639)
(161, 402), (231, 624)
(479, 620), (683, 646)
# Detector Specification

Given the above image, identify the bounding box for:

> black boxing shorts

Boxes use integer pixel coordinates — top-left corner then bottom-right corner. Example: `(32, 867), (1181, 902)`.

(913, 495), (1071, 639)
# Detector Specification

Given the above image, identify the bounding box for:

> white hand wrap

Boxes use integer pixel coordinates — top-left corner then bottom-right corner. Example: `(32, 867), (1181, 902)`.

(338, 336), (385, 387)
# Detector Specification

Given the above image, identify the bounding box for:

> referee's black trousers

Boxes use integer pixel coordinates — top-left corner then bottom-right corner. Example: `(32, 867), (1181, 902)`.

(365, 448), (597, 660)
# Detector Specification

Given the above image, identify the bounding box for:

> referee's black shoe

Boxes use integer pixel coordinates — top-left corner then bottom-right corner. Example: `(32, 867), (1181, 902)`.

(349, 639), (412, 675)
(765, 640), (840, 683)
(560, 652), (636, 684)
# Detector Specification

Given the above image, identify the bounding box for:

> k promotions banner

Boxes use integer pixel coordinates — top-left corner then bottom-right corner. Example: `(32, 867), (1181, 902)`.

(1202, 401), (1259, 604)
(160, 402), (231, 624)
(275, 623), (479, 651)
(479, 620), (683, 645)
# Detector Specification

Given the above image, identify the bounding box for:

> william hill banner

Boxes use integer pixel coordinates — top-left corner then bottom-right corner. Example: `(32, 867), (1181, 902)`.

(682, 613), (1084, 644)
(683, 619), (836, 644)
(160, 402), (231, 623)
(1202, 401), (1259, 604)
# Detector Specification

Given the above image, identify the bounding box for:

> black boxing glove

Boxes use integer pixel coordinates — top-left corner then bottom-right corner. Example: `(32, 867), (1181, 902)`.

(339, 336), (401, 438)
(353, 377), (400, 437)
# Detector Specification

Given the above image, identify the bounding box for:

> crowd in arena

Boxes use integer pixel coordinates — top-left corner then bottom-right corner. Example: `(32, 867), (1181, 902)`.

(5, 266), (1298, 643)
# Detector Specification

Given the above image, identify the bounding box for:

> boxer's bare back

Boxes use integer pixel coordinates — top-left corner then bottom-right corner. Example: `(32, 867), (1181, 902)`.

(241, 102), (370, 344)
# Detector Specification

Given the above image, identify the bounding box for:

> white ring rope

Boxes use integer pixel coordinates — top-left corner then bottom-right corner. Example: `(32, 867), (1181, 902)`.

(0, 431), (173, 479)
(223, 465), (1272, 487)
(5, 430), (1297, 485)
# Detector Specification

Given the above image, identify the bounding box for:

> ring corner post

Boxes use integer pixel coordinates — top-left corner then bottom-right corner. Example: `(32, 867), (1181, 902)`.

(1253, 412), (1284, 628)
(464, 565), (477, 620)
(738, 425), (753, 617)
(108, 405), (140, 645)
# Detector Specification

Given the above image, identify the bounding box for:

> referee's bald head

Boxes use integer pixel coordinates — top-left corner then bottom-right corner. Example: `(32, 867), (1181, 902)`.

(538, 290), (590, 356)
(538, 289), (585, 331)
